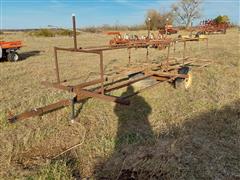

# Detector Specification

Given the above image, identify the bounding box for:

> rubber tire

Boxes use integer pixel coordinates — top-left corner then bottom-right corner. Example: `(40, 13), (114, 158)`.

(174, 67), (192, 90)
(196, 31), (204, 37)
(7, 52), (19, 62)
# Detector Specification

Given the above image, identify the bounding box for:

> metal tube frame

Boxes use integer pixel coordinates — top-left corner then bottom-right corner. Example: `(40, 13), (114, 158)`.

(7, 17), (210, 123)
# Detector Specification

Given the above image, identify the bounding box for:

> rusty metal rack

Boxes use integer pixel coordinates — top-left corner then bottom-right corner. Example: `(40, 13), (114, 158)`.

(8, 16), (210, 123)
(172, 36), (209, 58)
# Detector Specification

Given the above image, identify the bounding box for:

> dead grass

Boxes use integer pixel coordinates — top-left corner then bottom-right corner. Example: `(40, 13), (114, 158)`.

(0, 28), (239, 179)
(29, 29), (80, 37)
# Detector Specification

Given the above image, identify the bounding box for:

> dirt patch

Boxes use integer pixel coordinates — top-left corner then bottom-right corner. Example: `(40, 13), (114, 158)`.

(15, 122), (85, 169)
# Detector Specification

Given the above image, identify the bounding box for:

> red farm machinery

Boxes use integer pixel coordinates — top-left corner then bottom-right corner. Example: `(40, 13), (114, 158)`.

(194, 19), (229, 36)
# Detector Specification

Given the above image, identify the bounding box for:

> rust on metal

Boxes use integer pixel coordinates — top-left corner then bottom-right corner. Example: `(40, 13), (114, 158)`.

(7, 16), (211, 123)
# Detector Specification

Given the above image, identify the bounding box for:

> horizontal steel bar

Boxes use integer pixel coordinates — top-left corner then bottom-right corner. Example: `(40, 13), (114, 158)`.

(54, 39), (171, 53)
(104, 74), (153, 93)
(150, 71), (189, 78)
(73, 79), (103, 91)
(77, 89), (130, 105)
(8, 99), (71, 122)
(42, 81), (73, 92)
(42, 79), (103, 93)
(121, 81), (162, 99)
(55, 47), (101, 54)
(151, 76), (170, 81)
(174, 37), (208, 43)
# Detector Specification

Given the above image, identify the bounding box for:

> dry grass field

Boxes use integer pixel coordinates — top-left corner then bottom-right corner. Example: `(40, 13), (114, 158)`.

(0, 29), (239, 179)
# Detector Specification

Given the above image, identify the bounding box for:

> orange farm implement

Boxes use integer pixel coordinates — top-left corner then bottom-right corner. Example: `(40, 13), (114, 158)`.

(0, 40), (22, 61)
(159, 24), (178, 35)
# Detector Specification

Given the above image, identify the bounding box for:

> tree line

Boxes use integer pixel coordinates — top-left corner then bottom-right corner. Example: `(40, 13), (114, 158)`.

(80, 0), (231, 33)
(146, 0), (230, 30)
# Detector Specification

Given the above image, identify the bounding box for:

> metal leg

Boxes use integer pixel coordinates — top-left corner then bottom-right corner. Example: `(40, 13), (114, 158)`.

(183, 41), (186, 59)
(128, 48), (131, 65)
(166, 45), (170, 71)
(206, 38), (209, 58)
(173, 42), (176, 53)
(146, 47), (149, 63)
(71, 97), (76, 122)
(72, 15), (78, 50)
(54, 47), (60, 83)
(183, 41), (186, 64)
(100, 51), (104, 95)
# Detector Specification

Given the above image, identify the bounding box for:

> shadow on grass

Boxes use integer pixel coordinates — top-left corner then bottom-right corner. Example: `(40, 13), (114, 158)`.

(114, 86), (154, 149)
(9, 87), (239, 179)
(94, 85), (156, 179)
(94, 98), (240, 179)
(0, 50), (42, 62)
(20, 50), (42, 60)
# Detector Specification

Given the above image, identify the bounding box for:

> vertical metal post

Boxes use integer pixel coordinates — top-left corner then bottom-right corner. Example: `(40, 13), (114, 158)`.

(128, 48), (131, 65)
(166, 44), (170, 71)
(54, 47), (60, 83)
(167, 44), (170, 59)
(165, 18), (168, 36)
(72, 14), (77, 50)
(198, 39), (200, 52)
(190, 22), (193, 37)
(146, 47), (149, 63)
(71, 98), (75, 120)
(206, 38), (209, 57)
(183, 41), (186, 64)
(99, 51), (104, 95)
(183, 41), (186, 58)
(147, 17), (151, 39)
(173, 42), (176, 53)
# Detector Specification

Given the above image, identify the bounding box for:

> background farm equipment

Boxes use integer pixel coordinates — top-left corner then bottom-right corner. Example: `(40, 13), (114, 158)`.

(107, 31), (131, 45)
(107, 31), (172, 50)
(194, 19), (229, 35)
(0, 41), (22, 61)
(159, 24), (178, 35)
(107, 19), (176, 47)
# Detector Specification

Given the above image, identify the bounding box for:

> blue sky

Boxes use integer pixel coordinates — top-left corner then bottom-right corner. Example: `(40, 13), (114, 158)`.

(1, 0), (239, 29)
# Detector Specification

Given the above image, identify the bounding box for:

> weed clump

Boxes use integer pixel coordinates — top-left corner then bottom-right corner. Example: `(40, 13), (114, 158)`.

(57, 29), (75, 36)
(30, 29), (55, 37)
(29, 29), (80, 37)
(81, 26), (102, 33)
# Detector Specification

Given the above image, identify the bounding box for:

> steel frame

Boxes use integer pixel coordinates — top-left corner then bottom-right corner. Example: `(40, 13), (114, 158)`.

(8, 16), (210, 123)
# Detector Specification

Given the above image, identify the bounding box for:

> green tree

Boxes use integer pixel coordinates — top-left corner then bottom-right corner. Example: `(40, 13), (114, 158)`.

(214, 15), (230, 24)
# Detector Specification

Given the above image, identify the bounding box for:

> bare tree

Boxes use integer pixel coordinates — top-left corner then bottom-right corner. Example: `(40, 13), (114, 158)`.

(145, 9), (174, 30)
(172, 0), (202, 28)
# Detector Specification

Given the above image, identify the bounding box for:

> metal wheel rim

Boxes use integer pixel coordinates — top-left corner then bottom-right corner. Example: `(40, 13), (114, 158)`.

(13, 54), (18, 61)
